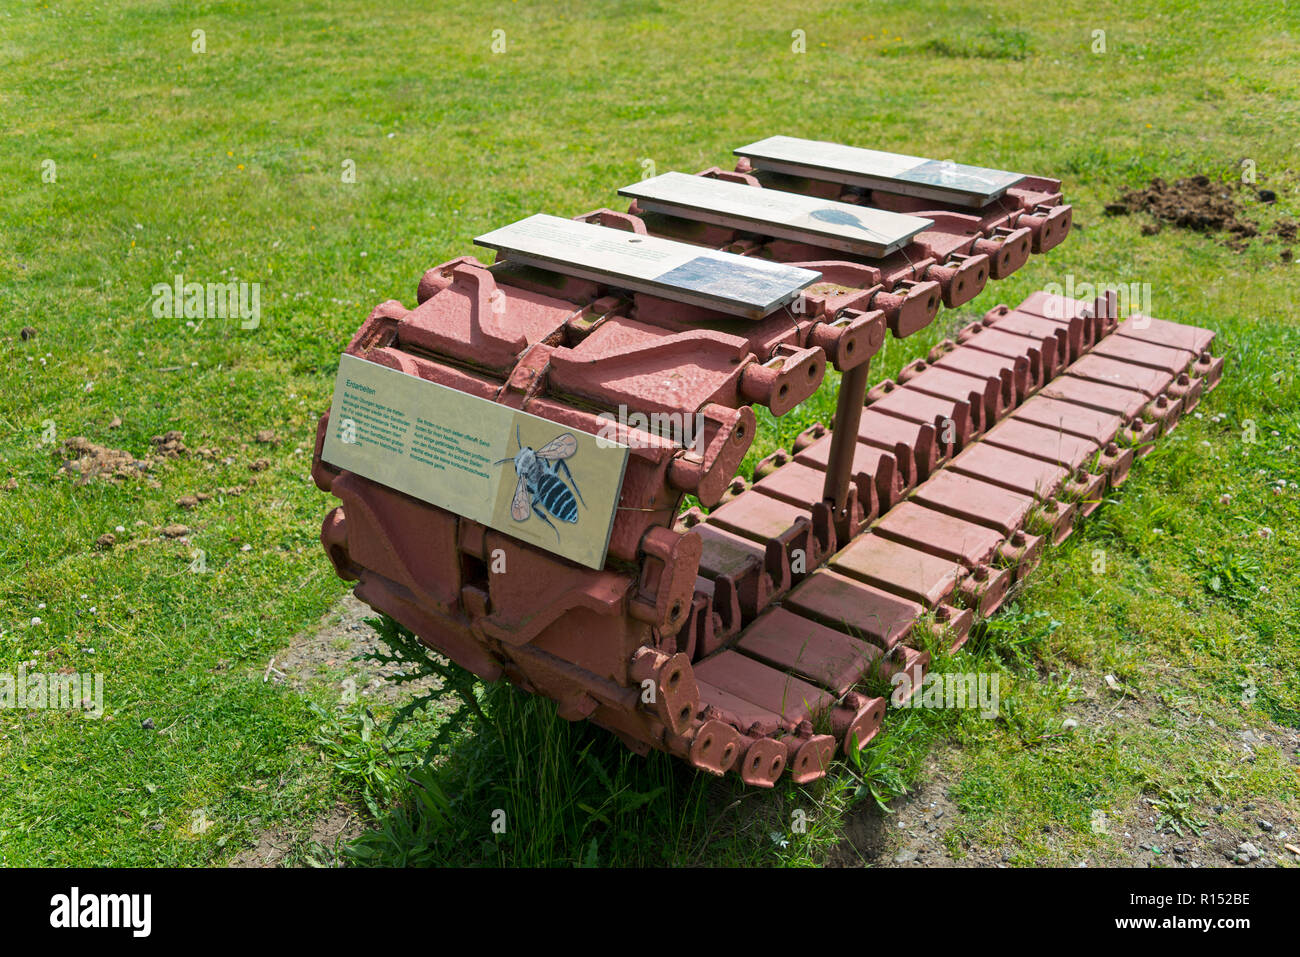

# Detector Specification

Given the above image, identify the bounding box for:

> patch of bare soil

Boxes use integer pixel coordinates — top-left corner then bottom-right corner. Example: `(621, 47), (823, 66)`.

(261, 592), (442, 705)
(1102, 174), (1294, 250)
(828, 754), (1011, 868)
(1106, 791), (1298, 870)
(831, 679), (1300, 868)
(58, 437), (153, 484)
(229, 802), (362, 868)
(1105, 175), (1261, 250)
(58, 428), (221, 488)
(231, 592), (445, 867)
(150, 429), (188, 457)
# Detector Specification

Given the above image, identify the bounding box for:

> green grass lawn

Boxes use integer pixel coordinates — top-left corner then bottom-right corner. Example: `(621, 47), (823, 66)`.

(1, 0), (1297, 867)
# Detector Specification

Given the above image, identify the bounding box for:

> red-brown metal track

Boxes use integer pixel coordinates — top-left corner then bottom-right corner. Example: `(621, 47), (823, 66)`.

(307, 147), (1222, 786)
(668, 292), (1220, 785)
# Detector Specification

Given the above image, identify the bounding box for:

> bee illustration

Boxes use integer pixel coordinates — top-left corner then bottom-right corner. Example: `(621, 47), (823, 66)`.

(494, 426), (586, 539)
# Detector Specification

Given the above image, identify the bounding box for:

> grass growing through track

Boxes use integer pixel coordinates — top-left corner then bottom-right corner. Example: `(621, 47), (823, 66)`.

(1, 0), (1297, 866)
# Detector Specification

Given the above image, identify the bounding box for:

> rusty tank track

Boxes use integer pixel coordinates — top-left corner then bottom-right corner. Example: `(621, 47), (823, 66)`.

(669, 293), (1220, 784)
(309, 141), (1224, 787)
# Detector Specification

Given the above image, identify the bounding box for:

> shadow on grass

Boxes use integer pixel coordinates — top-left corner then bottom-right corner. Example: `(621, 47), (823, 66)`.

(307, 614), (948, 867)
(313, 592), (1105, 867)
(346, 680), (722, 867)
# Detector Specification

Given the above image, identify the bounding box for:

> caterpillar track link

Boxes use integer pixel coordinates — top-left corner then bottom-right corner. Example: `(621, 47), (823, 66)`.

(663, 294), (1219, 783)
(310, 137), (1222, 787)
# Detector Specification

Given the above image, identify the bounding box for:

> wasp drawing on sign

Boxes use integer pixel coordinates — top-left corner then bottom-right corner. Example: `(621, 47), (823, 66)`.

(494, 426), (586, 539)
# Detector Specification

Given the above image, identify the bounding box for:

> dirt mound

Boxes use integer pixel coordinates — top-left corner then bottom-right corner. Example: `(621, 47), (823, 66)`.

(60, 437), (151, 484)
(150, 429), (220, 460)
(150, 430), (187, 457)
(1106, 175), (1259, 249)
(57, 429), (229, 487)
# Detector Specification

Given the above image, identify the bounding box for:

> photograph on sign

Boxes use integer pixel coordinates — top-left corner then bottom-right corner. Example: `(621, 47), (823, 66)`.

(320, 354), (628, 570)
(475, 213), (820, 318)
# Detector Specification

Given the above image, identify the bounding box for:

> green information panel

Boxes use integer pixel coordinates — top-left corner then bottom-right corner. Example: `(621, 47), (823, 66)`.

(321, 354), (629, 570)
